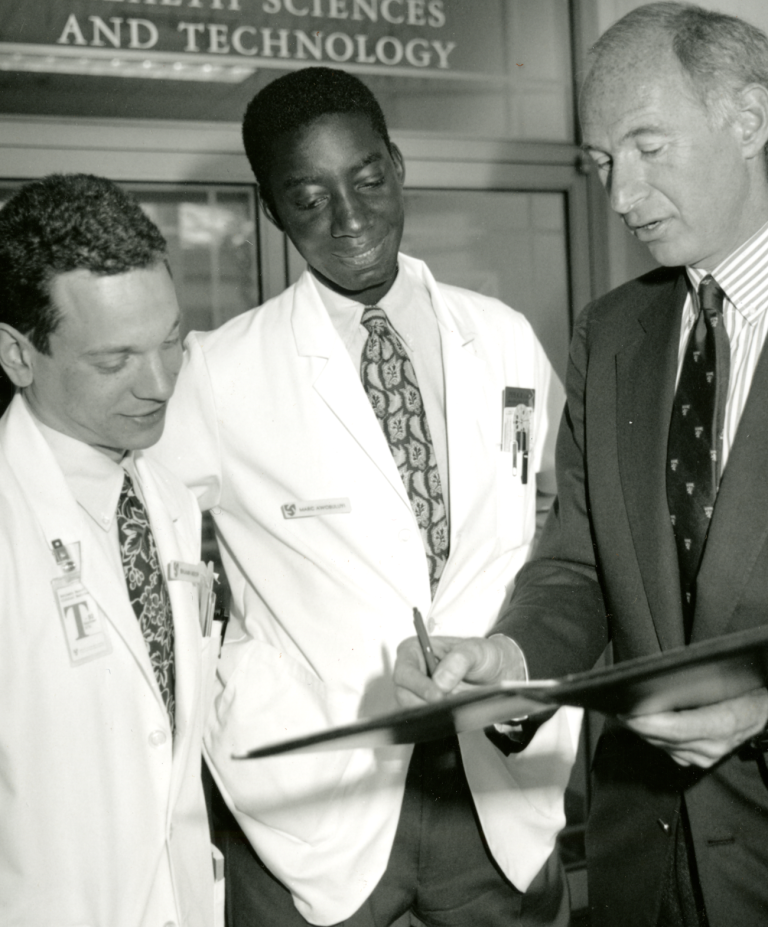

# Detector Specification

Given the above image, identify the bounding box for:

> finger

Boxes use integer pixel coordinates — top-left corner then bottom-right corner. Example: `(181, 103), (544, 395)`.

(624, 688), (768, 742)
(620, 711), (682, 740)
(432, 648), (480, 694)
(639, 735), (722, 763)
(667, 752), (693, 768)
(393, 638), (446, 706)
(430, 636), (467, 659)
(664, 748), (720, 769)
(394, 683), (434, 709)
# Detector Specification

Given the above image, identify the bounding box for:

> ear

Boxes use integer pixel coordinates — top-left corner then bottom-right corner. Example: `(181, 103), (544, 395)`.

(257, 183), (285, 232)
(734, 83), (768, 161)
(0, 324), (36, 388)
(390, 142), (406, 186)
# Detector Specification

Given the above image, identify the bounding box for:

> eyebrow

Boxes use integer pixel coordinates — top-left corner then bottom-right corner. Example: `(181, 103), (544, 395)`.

(581, 124), (669, 153)
(281, 152), (384, 190)
(84, 313), (181, 357)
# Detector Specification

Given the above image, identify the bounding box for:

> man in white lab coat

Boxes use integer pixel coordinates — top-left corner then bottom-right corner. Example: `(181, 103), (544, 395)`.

(0, 173), (219, 927)
(156, 68), (580, 927)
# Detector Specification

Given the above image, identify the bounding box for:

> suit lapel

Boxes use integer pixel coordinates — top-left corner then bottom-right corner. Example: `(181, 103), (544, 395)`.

(290, 272), (412, 510)
(1, 397), (167, 708)
(616, 274), (688, 651)
(692, 337), (768, 640)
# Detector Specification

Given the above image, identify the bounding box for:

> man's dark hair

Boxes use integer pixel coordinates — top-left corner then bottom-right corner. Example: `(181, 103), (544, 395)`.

(242, 66), (393, 216)
(0, 173), (167, 355)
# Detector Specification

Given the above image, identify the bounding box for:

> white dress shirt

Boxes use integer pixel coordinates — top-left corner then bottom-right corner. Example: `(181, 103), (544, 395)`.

(683, 219), (768, 473)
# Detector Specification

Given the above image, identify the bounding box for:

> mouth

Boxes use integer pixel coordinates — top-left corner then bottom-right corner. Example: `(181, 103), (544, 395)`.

(335, 238), (386, 268)
(628, 218), (666, 238)
(124, 406), (166, 425)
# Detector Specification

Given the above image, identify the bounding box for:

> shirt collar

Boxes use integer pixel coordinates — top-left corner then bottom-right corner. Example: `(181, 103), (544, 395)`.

(312, 262), (409, 320)
(310, 260), (433, 350)
(686, 219), (768, 324)
(28, 404), (128, 532)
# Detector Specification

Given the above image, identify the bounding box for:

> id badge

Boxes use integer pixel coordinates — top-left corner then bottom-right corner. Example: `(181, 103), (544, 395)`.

(49, 540), (111, 665)
(52, 576), (112, 665)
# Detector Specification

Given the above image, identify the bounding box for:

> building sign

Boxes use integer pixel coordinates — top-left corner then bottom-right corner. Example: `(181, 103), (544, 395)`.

(0, 0), (499, 83)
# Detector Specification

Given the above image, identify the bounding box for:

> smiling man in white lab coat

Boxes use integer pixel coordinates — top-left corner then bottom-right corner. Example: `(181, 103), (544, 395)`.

(0, 173), (219, 927)
(155, 68), (579, 927)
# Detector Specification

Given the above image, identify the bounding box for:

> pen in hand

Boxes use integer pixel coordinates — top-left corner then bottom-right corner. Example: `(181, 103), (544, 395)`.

(413, 607), (439, 678)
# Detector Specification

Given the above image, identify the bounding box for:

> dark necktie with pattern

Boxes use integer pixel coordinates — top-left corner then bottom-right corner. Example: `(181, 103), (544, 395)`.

(666, 276), (730, 641)
(117, 472), (176, 730)
(360, 306), (449, 596)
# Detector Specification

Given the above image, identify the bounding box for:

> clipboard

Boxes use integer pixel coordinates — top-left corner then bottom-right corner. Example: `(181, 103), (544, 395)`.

(234, 624), (768, 759)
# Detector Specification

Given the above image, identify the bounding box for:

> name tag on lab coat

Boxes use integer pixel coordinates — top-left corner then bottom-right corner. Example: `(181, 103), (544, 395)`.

(281, 498), (352, 518)
(50, 540), (111, 665)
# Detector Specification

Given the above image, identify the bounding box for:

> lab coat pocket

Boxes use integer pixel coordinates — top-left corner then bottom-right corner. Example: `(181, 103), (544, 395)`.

(495, 450), (534, 549)
(207, 639), (358, 840)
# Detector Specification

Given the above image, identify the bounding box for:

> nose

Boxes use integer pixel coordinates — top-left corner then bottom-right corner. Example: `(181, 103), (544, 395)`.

(330, 188), (368, 238)
(135, 349), (180, 402)
(607, 156), (648, 216)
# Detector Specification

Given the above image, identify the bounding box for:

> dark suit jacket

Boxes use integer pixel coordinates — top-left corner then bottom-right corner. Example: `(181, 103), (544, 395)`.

(496, 267), (768, 927)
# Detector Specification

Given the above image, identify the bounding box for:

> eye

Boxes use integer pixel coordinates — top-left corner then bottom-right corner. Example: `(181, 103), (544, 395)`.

(590, 155), (612, 180)
(97, 358), (128, 374)
(293, 190), (328, 212)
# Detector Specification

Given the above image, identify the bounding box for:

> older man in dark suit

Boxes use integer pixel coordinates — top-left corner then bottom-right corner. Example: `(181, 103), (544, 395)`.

(395, 4), (768, 926)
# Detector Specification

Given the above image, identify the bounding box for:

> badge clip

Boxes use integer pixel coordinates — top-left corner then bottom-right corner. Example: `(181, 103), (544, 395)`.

(51, 538), (78, 574)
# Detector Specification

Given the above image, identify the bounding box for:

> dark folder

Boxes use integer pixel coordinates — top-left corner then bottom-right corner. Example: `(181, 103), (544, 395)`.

(234, 624), (768, 759)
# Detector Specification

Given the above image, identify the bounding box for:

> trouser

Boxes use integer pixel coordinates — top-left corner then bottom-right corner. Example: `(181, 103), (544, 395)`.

(207, 735), (570, 927)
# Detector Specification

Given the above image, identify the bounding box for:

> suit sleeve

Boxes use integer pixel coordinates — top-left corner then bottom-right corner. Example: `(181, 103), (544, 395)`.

(151, 332), (224, 512)
(496, 305), (610, 680)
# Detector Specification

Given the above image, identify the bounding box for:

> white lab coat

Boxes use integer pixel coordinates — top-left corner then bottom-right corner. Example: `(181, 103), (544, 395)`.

(155, 254), (581, 925)
(0, 395), (218, 927)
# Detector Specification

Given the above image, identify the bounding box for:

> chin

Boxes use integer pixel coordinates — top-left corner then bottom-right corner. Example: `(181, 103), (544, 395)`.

(126, 425), (165, 452)
(647, 245), (685, 267)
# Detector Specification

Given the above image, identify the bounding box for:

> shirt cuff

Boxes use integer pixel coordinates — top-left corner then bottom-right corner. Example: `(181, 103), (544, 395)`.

(488, 633), (529, 682)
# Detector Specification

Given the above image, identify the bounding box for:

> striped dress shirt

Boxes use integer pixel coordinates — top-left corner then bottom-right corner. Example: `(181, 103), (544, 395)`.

(683, 220), (768, 474)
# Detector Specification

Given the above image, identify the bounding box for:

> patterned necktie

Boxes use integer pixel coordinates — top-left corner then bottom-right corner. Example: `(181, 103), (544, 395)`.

(117, 472), (176, 730)
(360, 307), (449, 596)
(666, 276), (730, 640)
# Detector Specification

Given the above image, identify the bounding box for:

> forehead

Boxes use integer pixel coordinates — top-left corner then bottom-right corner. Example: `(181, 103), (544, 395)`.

(581, 55), (704, 145)
(269, 112), (389, 182)
(49, 264), (178, 349)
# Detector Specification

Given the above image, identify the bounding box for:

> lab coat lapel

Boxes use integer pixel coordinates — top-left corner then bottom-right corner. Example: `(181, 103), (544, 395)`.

(615, 276), (688, 652)
(135, 455), (201, 797)
(1, 396), (168, 710)
(415, 259), (489, 597)
(290, 270), (412, 510)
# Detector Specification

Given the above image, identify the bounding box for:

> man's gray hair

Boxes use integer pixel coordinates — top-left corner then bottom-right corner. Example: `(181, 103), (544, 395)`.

(588, 2), (768, 126)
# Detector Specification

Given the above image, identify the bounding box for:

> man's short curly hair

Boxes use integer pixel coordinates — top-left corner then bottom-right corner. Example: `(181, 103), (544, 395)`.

(0, 173), (167, 355)
(242, 67), (393, 216)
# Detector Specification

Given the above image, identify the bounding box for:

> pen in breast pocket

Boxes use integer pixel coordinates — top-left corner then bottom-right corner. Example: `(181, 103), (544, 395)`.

(413, 607), (439, 677)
